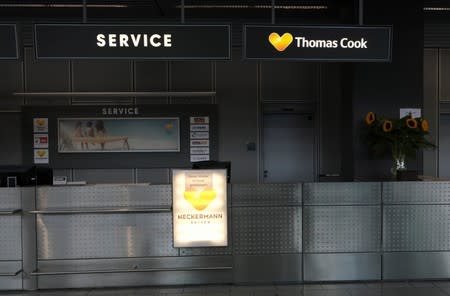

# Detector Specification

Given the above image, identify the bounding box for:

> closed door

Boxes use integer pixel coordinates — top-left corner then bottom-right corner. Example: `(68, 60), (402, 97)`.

(262, 113), (315, 183)
(439, 114), (450, 178)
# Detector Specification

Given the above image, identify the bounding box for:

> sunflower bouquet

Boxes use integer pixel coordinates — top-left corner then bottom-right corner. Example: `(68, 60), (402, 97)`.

(364, 112), (435, 175)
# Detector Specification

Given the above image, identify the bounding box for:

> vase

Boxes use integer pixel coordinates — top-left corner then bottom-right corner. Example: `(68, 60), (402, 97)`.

(391, 153), (406, 177)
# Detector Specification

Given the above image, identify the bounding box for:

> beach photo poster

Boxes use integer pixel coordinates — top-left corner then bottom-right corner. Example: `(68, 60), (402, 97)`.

(58, 117), (180, 153)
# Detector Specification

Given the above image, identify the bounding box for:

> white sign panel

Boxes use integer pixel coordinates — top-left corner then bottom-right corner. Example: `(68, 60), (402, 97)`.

(34, 149), (49, 164)
(33, 118), (48, 133)
(190, 147), (210, 155)
(190, 124), (209, 132)
(190, 139), (210, 147)
(172, 169), (228, 247)
(34, 134), (49, 148)
(190, 154), (210, 162)
(190, 132), (209, 139)
(400, 108), (421, 119)
(190, 116), (209, 124)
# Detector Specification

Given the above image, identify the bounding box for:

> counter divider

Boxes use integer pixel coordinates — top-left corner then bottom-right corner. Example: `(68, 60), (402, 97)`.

(29, 207), (172, 214)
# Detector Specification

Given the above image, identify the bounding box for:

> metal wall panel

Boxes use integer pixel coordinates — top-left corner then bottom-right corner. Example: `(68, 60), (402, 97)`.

(37, 213), (177, 259)
(72, 169), (134, 185)
(383, 252), (450, 280)
(304, 206), (381, 253)
(383, 181), (450, 204)
(37, 185), (172, 209)
(232, 207), (302, 255)
(304, 253), (381, 281)
(0, 216), (22, 260)
(303, 182), (381, 205)
(232, 183), (302, 206)
(234, 254), (302, 284)
(384, 205), (450, 251)
(136, 168), (170, 184)
(0, 188), (21, 209)
(0, 261), (22, 290)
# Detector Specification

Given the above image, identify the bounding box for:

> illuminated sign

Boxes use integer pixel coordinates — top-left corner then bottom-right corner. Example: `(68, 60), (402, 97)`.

(172, 169), (227, 247)
(34, 24), (230, 59)
(244, 25), (392, 62)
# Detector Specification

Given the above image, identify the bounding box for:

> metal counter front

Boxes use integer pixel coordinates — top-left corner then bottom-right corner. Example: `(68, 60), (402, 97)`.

(3, 182), (450, 290)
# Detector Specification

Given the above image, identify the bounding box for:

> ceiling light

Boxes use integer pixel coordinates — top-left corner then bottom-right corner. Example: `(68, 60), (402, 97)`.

(424, 7), (450, 11)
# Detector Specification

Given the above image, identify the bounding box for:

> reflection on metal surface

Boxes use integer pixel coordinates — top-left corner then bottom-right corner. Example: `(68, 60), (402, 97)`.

(0, 209), (21, 215)
(29, 208), (171, 214)
(232, 183), (302, 206)
(31, 266), (232, 275)
(383, 181), (450, 204)
(303, 182), (381, 205)
(304, 253), (381, 281)
(0, 269), (22, 276)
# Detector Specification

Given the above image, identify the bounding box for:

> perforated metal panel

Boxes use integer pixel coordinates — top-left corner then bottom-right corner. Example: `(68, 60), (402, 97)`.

(303, 182), (381, 205)
(37, 212), (177, 259)
(232, 184), (301, 206)
(383, 182), (450, 204)
(232, 207), (302, 255)
(384, 205), (450, 251)
(37, 185), (172, 209)
(304, 206), (381, 253)
(0, 216), (22, 260)
(0, 188), (21, 209)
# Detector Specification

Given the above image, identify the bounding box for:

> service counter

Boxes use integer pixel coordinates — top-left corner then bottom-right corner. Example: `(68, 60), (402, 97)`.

(2, 182), (450, 290)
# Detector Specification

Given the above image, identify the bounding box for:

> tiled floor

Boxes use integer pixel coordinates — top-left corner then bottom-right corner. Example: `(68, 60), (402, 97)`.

(2, 282), (450, 296)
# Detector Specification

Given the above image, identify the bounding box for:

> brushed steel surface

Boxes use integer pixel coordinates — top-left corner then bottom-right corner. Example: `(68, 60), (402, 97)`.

(30, 208), (171, 214)
(37, 184), (172, 209)
(383, 181), (450, 204)
(384, 205), (450, 251)
(37, 212), (177, 259)
(37, 257), (232, 289)
(0, 188), (21, 210)
(304, 206), (381, 253)
(0, 216), (22, 260)
(304, 253), (381, 281)
(233, 254), (302, 284)
(22, 187), (37, 290)
(303, 182), (381, 205)
(383, 252), (450, 279)
(232, 183), (302, 206)
(232, 207), (302, 255)
(0, 261), (22, 290)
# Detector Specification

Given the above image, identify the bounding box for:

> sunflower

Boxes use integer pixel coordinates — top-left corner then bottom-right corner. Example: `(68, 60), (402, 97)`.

(382, 120), (393, 132)
(406, 118), (418, 129)
(421, 119), (429, 132)
(365, 112), (376, 125)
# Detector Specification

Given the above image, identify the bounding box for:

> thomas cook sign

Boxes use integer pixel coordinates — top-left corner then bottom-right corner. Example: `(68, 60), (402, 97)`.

(172, 169), (227, 247)
(244, 25), (392, 62)
(34, 24), (230, 59)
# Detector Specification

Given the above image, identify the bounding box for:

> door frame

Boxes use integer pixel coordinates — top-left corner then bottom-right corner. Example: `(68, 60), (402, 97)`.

(258, 102), (319, 184)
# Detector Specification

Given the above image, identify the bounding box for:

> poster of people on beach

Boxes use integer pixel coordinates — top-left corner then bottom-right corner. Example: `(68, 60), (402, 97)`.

(58, 118), (180, 153)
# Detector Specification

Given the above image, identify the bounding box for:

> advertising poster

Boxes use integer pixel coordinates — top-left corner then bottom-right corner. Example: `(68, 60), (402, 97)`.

(34, 149), (49, 164)
(58, 117), (179, 153)
(34, 134), (49, 148)
(172, 169), (228, 247)
(33, 118), (48, 133)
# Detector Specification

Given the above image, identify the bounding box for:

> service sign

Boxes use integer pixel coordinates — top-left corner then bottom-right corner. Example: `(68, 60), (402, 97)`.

(244, 25), (392, 62)
(0, 24), (18, 59)
(173, 169), (227, 247)
(34, 24), (230, 59)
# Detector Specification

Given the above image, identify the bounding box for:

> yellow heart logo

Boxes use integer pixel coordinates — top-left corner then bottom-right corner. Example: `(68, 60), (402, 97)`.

(268, 32), (293, 52)
(36, 119), (45, 126)
(183, 189), (217, 211)
(37, 150), (46, 157)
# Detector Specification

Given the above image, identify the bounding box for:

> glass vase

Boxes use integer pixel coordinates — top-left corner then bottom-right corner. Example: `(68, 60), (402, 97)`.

(391, 153), (406, 177)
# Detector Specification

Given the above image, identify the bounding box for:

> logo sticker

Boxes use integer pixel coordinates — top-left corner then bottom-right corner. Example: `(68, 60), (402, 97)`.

(268, 32), (293, 52)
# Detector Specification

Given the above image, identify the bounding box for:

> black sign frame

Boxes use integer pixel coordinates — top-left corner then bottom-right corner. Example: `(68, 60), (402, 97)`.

(34, 23), (231, 60)
(0, 24), (19, 59)
(243, 25), (393, 62)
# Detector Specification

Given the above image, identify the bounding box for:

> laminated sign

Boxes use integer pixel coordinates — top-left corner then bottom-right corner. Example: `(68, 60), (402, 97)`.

(172, 169), (227, 247)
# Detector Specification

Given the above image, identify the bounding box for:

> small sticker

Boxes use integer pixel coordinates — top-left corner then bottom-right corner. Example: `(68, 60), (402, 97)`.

(190, 154), (210, 162)
(190, 124), (209, 132)
(34, 134), (49, 148)
(190, 139), (209, 147)
(190, 116), (209, 124)
(33, 118), (48, 133)
(190, 147), (210, 155)
(190, 132), (209, 139)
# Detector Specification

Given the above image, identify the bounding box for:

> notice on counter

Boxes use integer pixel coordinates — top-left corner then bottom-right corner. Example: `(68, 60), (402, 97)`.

(190, 116), (210, 124)
(172, 169), (228, 247)
(34, 134), (49, 148)
(190, 124), (209, 132)
(34, 149), (49, 164)
(33, 118), (48, 133)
